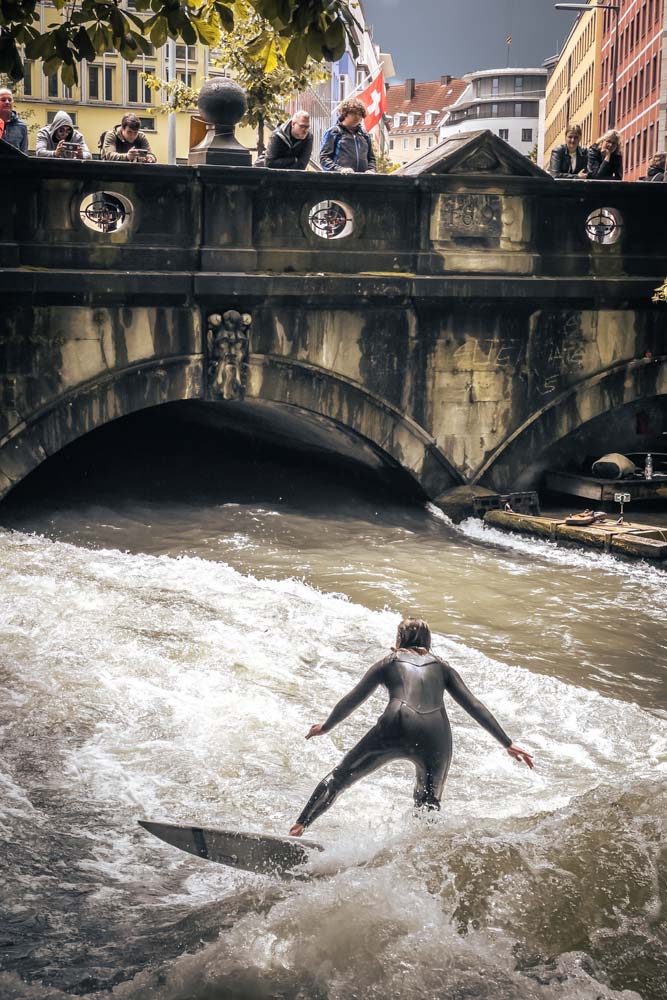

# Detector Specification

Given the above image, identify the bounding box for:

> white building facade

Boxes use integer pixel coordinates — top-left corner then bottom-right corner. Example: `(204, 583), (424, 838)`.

(439, 67), (548, 157)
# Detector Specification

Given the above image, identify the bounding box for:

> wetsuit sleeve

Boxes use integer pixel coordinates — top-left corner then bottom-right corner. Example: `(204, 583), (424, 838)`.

(444, 665), (512, 748)
(320, 658), (386, 733)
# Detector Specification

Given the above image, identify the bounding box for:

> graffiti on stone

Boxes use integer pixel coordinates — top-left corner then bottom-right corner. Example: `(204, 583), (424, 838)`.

(452, 336), (524, 372)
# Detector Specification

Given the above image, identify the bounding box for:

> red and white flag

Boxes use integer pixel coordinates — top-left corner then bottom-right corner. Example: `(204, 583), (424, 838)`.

(358, 70), (386, 132)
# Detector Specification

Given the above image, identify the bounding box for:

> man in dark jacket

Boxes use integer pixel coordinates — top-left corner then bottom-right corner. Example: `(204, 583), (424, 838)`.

(0, 88), (28, 153)
(100, 113), (156, 162)
(587, 129), (623, 179)
(320, 98), (376, 174)
(549, 123), (588, 178)
(265, 111), (312, 169)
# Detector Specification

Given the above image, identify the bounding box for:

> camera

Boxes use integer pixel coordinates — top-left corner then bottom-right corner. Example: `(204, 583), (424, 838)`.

(134, 149), (149, 162)
(60, 141), (80, 159)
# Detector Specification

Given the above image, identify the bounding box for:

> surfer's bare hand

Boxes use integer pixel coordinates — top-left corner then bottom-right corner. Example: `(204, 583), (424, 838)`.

(507, 743), (534, 769)
(306, 724), (324, 740)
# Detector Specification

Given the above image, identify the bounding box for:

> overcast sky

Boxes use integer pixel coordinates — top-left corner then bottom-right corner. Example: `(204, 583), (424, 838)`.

(362, 0), (577, 80)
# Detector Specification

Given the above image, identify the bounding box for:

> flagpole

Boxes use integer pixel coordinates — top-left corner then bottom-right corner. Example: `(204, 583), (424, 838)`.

(506, 33), (512, 67)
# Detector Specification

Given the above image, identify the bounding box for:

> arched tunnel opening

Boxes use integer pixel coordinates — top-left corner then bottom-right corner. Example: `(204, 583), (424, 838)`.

(536, 394), (667, 510)
(0, 399), (425, 523)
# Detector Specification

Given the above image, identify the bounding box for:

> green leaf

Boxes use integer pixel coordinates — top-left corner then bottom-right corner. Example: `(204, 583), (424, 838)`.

(60, 60), (77, 88)
(43, 55), (62, 76)
(90, 24), (108, 54)
(74, 26), (96, 63)
(285, 33), (307, 71)
(25, 31), (55, 59)
(149, 17), (168, 46)
(180, 19), (197, 44)
(192, 15), (220, 46)
(306, 27), (324, 58)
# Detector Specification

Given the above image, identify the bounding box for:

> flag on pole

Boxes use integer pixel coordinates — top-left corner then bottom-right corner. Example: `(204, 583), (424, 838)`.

(506, 34), (512, 45)
(357, 70), (386, 132)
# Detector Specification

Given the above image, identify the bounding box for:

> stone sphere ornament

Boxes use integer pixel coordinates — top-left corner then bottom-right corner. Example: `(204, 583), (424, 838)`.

(189, 78), (251, 167)
(197, 78), (247, 128)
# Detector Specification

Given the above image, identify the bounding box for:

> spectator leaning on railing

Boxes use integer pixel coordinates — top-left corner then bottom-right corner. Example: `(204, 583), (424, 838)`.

(549, 123), (588, 178)
(587, 129), (623, 180)
(0, 88), (28, 153)
(320, 98), (376, 174)
(36, 110), (91, 159)
(100, 114), (156, 163)
(264, 110), (313, 169)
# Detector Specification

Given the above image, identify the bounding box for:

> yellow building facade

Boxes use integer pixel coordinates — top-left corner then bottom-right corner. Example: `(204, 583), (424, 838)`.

(543, 1), (603, 168)
(15, 2), (258, 161)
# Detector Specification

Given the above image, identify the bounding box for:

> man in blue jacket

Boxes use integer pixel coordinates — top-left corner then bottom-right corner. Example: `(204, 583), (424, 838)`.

(320, 98), (376, 174)
(0, 89), (28, 154)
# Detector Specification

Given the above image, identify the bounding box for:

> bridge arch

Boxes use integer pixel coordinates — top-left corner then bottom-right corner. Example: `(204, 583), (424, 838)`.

(473, 355), (667, 490)
(247, 355), (461, 498)
(0, 356), (203, 500)
(0, 354), (462, 501)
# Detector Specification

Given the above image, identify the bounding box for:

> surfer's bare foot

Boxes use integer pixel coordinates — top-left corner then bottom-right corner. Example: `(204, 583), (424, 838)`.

(289, 823), (305, 837)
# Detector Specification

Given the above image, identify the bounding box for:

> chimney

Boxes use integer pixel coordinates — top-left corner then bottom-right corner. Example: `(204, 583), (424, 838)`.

(441, 74), (452, 86)
(404, 78), (415, 100)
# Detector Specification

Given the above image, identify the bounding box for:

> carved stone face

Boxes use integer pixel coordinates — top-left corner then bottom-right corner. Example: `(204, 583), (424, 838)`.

(208, 313), (222, 328)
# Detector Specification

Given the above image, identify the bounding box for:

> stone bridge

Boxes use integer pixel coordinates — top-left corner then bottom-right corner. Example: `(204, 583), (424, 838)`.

(1, 131), (666, 505)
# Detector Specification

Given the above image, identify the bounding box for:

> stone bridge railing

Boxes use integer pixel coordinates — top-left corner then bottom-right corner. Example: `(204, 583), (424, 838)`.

(2, 149), (667, 502)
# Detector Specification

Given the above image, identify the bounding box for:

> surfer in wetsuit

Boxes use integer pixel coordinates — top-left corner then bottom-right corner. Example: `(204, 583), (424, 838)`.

(289, 618), (533, 836)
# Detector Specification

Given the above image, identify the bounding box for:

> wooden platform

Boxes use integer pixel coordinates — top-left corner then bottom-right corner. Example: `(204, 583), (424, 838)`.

(484, 509), (667, 560)
(545, 469), (667, 503)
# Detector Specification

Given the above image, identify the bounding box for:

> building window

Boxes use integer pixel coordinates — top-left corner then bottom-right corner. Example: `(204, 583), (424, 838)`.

(139, 117), (156, 131)
(48, 73), (58, 98)
(47, 110), (77, 125)
(428, 136), (434, 146)
(178, 72), (194, 87)
(393, 114), (401, 127)
(499, 128), (509, 140)
(88, 65), (114, 102)
(522, 128), (533, 142)
(415, 137), (421, 148)
(407, 113), (414, 126)
(491, 76), (499, 96)
(389, 139), (394, 150)
(127, 68), (152, 104)
(23, 61), (32, 96)
(402, 138), (408, 150)
(514, 76), (524, 93)
(175, 45), (197, 61)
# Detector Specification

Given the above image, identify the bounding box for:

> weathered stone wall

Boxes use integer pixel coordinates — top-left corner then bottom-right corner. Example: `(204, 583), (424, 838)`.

(1, 147), (666, 501)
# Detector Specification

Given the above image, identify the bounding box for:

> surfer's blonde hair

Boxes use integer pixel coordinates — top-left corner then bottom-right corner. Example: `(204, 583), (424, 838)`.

(395, 618), (431, 652)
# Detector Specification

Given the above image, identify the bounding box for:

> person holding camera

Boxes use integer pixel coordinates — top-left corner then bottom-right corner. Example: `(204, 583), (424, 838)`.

(100, 114), (156, 163)
(35, 110), (91, 159)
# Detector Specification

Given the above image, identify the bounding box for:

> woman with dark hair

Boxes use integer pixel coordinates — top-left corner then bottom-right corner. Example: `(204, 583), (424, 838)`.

(587, 129), (623, 179)
(289, 618), (533, 836)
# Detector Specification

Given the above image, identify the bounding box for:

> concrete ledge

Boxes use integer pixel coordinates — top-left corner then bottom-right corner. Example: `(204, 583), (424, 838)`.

(483, 510), (667, 560)
(484, 509), (562, 539)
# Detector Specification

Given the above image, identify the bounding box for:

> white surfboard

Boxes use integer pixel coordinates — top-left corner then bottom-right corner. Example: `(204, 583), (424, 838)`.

(139, 820), (323, 877)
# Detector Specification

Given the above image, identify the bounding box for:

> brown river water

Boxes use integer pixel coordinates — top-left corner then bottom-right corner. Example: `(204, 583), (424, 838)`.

(0, 405), (665, 1000)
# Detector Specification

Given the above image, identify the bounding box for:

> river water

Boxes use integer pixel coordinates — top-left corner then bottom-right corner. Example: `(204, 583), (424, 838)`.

(0, 409), (665, 1000)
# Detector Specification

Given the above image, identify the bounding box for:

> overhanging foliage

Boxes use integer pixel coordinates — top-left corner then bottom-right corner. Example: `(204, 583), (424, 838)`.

(0, 0), (358, 86)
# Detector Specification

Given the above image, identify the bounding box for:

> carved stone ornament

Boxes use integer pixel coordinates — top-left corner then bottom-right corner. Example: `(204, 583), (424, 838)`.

(457, 148), (501, 173)
(437, 193), (502, 239)
(207, 310), (252, 400)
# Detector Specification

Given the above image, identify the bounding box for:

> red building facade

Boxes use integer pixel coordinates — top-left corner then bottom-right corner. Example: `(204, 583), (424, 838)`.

(599, 0), (666, 180)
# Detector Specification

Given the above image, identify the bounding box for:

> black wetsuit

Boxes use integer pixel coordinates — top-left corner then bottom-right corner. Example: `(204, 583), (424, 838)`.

(297, 650), (512, 829)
